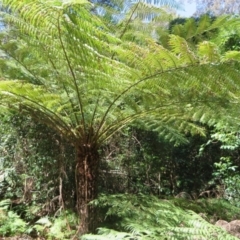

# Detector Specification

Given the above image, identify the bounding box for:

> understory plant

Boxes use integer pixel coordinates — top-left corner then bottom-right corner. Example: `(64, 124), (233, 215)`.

(0, 114), (76, 213)
(0, 199), (27, 237)
(202, 127), (240, 207)
(33, 210), (78, 240)
(172, 197), (240, 223)
(0, 197), (78, 239)
(213, 157), (240, 207)
(83, 194), (238, 239)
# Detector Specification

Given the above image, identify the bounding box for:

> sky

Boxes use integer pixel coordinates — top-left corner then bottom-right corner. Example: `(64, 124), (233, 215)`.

(177, 1), (197, 17)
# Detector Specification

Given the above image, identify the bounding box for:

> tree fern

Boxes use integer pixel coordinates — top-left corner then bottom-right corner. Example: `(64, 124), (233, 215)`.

(169, 14), (237, 46)
(1, 0), (240, 235)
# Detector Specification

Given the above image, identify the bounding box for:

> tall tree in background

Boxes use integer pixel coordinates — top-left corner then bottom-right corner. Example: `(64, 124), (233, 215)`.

(0, 0), (240, 236)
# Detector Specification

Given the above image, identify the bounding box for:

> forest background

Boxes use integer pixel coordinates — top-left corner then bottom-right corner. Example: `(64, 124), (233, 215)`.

(0, 0), (240, 239)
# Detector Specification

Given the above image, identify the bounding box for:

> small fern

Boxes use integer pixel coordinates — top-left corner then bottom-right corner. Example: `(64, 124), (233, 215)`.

(0, 199), (27, 237)
(83, 194), (238, 239)
(34, 210), (78, 240)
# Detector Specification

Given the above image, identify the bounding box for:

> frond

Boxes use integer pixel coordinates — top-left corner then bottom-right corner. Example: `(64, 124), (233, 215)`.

(102, 0), (177, 44)
(212, 16), (240, 51)
(223, 51), (240, 61)
(98, 58), (240, 144)
(1, 0), (240, 146)
(198, 41), (220, 62)
(0, 80), (75, 139)
(169, 35), (198, 64)
(84, 194), (238, 239)
(170, 15), (232, 43)
(127, 0), (181, 9)
(194, 14), (211, 36)
(136, 40), (181, 73)
(131, 2), (171, 21)
(171, 18), (198, 39)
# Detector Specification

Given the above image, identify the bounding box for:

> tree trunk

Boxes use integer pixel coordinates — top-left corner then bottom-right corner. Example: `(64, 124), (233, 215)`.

(75, 143), (99, 236)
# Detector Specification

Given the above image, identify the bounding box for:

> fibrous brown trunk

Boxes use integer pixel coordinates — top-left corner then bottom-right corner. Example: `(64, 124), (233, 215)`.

(75, 143), (99, 236)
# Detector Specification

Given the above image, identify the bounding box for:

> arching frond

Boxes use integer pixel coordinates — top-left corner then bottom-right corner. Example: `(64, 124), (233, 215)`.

(0, 0), (240, 146)
(0, 80), (75, 138)
(170, 14), (232, 43)
(95, 0), (178, 44)
(83, 194), (238, 239)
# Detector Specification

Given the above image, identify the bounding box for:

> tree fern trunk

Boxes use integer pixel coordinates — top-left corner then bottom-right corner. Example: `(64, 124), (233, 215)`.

(75, 144), (99, 235)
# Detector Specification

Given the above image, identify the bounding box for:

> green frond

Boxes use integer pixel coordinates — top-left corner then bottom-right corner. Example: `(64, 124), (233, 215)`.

(223, 51), (240, 61)
(1, 0), (240, 146)
(171, 18), (198, 40)
(194, 14), (211, 36)
(84, 194), (238, 240)
(105, 1), (176, 44)
(208, 15), (235, 32)
(125, 0), (181, 10)
(170, 14), (231, 44)
(0, 79), (75, 138)
(210, 16), (240, 52)
(198, 41), (220, 62)
(169, 35), (198, 64)
(137, 41), (180, 74)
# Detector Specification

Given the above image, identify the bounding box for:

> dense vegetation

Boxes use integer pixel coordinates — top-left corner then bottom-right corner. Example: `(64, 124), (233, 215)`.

(0, 0), (240, 239)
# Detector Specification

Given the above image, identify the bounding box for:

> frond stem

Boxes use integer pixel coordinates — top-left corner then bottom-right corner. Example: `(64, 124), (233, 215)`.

(119, 2), (140, 39)
(56, 12), (85, 131)
(8, 91), (72, 136)
(48, 56), (79, 128)
(98, 98), (234, 145)
(95, 63), (198, 138)
(2, 48), (43, 84)
(111, 1), (140, 59)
